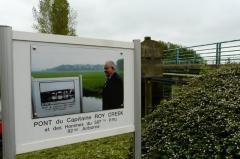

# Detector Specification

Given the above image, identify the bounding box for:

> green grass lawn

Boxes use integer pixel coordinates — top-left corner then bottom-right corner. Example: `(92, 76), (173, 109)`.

(16, 133), (133, 159)
(32, 71), (106, 96)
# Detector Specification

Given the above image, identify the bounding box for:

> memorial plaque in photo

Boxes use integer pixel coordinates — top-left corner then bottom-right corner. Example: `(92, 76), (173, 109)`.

(32, 77), (82, 118)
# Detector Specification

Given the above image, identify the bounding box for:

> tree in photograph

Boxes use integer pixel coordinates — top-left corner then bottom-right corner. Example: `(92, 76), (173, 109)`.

(116, 59), (124, 72)
(33, 0), (77, 36)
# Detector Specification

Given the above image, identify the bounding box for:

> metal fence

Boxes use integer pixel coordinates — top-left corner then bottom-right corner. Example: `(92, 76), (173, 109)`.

(162, 39), (240, 65)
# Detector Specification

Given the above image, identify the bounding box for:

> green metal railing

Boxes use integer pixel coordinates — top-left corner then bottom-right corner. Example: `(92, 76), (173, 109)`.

(162, 39), (240, 65)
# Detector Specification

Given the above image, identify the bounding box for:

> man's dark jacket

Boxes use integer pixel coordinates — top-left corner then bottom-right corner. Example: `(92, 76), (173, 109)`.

(102, 72), (123, 110)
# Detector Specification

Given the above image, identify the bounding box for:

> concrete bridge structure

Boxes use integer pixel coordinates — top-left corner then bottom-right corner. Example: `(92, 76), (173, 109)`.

(141, 37), (240, 115)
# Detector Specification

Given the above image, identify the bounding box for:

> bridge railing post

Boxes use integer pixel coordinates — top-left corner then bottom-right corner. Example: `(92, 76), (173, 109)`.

(216, 43), (222, 65)
(216, 43), (218, 64)
(218, 42), (221, 65)
(176, 48), (180, 64)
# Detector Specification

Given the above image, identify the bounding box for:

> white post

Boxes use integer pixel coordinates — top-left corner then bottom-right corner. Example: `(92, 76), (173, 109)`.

(0, 26), (16, 159)
(133, 40), (141, 159)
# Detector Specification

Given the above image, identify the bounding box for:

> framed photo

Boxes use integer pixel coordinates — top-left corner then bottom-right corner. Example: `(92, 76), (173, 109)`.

(32, 77), (81, 118)
(31, 45), (124, 116)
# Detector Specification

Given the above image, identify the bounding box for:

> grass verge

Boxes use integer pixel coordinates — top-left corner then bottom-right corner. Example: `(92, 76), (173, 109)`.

(16, 133), (133, 159)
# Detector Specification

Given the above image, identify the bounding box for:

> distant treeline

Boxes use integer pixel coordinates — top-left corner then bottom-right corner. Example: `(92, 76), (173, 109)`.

(42, 59), (124, 72)
(44, 64), (103, 72)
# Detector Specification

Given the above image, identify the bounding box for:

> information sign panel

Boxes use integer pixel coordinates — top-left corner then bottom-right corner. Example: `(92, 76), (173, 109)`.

(12, 33), (135, 154)
(0, 27), (141, 158)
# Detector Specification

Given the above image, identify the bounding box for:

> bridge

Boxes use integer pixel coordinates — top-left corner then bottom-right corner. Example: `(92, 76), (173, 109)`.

(141, 37), (240, 115)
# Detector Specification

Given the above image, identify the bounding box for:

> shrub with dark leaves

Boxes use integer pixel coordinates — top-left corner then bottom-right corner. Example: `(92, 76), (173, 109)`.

(142, 65), (240, 159)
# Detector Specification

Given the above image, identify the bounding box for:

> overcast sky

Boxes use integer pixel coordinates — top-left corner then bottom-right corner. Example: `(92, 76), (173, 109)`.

(31, 45), (124, 71)
(1, 0), (240, 46)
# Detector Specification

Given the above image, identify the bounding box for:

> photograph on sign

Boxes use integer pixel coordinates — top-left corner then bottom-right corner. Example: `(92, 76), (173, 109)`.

(31, 46), (124, 116)
(32, 77), (81, 118)
(40, 81), (75, 104)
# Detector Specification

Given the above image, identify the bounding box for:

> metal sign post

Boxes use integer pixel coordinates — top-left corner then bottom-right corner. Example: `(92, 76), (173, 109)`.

(0, 26), (16, 159)
(133, 40), (141, 159)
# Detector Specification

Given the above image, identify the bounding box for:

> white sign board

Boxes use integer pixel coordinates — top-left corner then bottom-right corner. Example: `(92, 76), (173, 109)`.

(13, 32), (135, 154)
(0, 26), (141, 158)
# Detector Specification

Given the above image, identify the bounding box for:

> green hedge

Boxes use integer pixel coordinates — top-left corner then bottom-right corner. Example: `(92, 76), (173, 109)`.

(142, 65), (240, 158)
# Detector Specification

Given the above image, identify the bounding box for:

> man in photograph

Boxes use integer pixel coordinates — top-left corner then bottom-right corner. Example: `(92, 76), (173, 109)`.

(102, 61), (123, 110)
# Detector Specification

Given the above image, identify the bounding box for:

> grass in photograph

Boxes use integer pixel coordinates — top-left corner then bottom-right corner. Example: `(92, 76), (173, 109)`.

(32, 71), (106, 96)
(16, 133), (133, 159)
